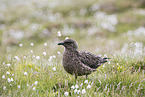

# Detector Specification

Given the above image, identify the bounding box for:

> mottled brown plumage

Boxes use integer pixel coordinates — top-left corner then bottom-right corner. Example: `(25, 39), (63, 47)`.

(58, 39), (109, 79)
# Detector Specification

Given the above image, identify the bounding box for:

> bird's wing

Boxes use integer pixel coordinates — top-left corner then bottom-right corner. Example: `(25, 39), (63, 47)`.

(73, 58), (96, 76)
(79, 50), (105, 69)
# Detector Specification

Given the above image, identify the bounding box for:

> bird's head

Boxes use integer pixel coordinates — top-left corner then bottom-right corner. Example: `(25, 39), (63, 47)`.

(58, 39), (78, 50)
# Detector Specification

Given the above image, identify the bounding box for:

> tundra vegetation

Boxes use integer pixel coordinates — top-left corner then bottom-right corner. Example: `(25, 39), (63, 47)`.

(0, 0), (145, 96)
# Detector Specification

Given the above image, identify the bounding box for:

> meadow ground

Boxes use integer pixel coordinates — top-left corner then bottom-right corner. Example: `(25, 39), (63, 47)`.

(0, 0), (145, 96)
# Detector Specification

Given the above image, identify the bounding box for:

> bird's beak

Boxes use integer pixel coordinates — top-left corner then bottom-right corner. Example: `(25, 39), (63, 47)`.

(58, 42), (64, 45)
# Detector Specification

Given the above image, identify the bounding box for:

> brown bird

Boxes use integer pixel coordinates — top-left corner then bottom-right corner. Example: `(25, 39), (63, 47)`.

(58, 39), (109, 79)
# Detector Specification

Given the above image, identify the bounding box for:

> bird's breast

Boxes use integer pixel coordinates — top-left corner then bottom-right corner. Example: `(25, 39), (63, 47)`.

(62, 50), (78, 74)
(63, 51), (75, 65)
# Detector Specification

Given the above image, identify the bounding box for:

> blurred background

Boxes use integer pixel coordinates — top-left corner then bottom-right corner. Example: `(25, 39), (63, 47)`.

(0, 0), (145, 56)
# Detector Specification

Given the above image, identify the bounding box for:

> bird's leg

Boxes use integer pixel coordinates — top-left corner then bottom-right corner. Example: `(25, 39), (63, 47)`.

(86, 75), (88, 79)
(75, 73), (78, 80)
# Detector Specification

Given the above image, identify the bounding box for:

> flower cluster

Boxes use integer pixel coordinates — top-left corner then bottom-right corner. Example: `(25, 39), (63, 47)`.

(94, 11), (118, 32)
(64, 80), (93, 96)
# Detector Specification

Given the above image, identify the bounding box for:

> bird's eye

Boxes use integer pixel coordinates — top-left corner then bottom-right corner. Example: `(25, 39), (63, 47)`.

(65, 42), (72, 44)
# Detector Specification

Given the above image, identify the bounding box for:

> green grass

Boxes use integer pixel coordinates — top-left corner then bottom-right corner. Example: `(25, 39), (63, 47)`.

(0, 0), (145, 96)
(0, 43), (145, 97)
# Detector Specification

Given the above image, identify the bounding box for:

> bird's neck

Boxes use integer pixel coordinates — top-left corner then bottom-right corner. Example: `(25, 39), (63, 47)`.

(65, 48), (78, 52)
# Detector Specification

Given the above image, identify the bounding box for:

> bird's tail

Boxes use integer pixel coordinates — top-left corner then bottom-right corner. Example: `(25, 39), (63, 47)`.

(100, 57), (110, 64)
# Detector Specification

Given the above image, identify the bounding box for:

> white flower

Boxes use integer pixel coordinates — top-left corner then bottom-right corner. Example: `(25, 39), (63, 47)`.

(52, 55), (56, 58)
(32, 87), (36, 90)
(77, 90), (81, 94)
(36, 56), (40, 60)
(43, 52), (47, 56)
(30, 50), (33, 53)
(80, 83), (83, 87)
(10, 84), (12, 86)
(48, 56), (53, 62)
(7, 63), (11, 66)
(103, 65), (105, 67)
(18, 85), (21, 89)
(108, 61), (110, 64)
(34, 81), (38, 85)
(6, 71), (10, 75)
(65, 37), (69, 40)
(3, 86), (6, 90)
(23, 56), (26, 59)
(44, 43), (47, 46)
(82, 89), (86, 94)
(14, 56), (20, 61)
(10, 78), (14, 82)
(19, 43), (23, 47)
(7, 78), (11, 83)
(57, 51), (61, 55)
(94, 12), (118, 32)
(12, 73), (14, 76)
(31, 43), (34, 46)
(71, 85), (75, 89)
(64, 91), (69, 96)
(57, 31), (61, 36)
(53, 67), (56, 71)
(84, 80), (88, 84)
(24, 72), (28, 75)
(74, 89), (77, 93)
(27, 83), (29, 86)
(14, 56), (18, 59)
(75, 84), (79, 89)
(32, 55), (35, 58)
(87, 85), (91, 89)
(2, 75), (5, 79)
